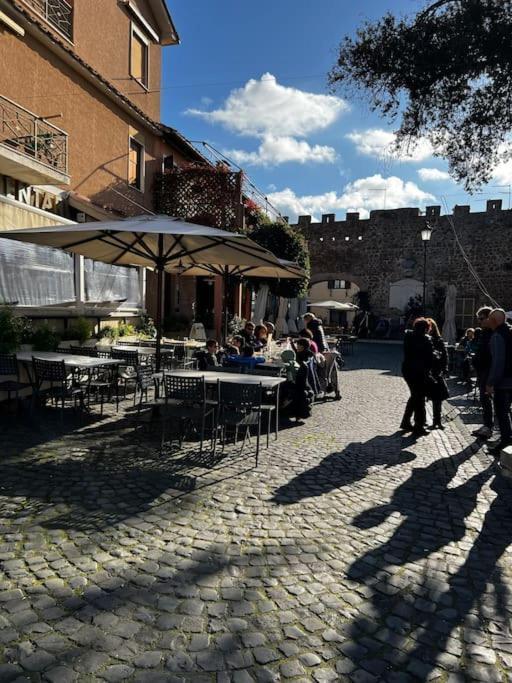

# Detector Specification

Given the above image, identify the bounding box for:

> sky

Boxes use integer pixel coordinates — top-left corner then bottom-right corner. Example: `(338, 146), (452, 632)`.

(159, 0), (512, 223)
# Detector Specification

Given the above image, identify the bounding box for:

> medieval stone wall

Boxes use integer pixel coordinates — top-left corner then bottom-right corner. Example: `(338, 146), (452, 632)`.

(291, 201), (512, 315)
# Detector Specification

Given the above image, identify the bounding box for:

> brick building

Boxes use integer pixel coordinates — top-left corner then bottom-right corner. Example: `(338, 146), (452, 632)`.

(0, 0), (206, 327)
(293, 200), (512, 332)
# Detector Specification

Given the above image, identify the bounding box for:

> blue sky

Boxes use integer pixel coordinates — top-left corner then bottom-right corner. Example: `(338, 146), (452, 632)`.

(160, 0), (511, 222)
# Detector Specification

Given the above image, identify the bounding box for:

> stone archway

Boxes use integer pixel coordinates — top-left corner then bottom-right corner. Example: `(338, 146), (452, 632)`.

(308, 272), (366, 327)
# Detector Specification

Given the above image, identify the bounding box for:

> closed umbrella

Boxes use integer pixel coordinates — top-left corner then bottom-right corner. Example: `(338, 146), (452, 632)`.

(276, 297), (289, 337)
(1, 215), (285, 368)
(253, 284), (269, 324)
(287, 298), (299, 334)
(442, 284), (457, 344)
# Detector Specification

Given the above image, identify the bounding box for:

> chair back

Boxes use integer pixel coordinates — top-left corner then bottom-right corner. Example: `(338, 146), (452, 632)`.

(33, 357), (67, 383)
(71, 346), (98, 357)
(164, 375), (205, 404)
(219, 381), (262, 410)
(112, 349), (139, 366)
(97, 348), (112, 359)
(136, 364), (154, 392)
(57, 347), (77, 355)
(0, 353), (18, 377)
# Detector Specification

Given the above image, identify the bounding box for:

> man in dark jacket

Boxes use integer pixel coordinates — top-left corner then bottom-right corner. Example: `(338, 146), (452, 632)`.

(485, 309), (512, 455)
(471, 306), (494, 439)
(400, 318), (434, 436)
(196, 339), (220, 371)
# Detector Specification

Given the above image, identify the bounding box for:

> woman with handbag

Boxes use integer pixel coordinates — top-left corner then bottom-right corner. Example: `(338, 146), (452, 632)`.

(426, 318), (449, 429)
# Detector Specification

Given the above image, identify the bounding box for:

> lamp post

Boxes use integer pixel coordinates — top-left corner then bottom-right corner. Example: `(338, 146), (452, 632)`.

(421, 223), (433, 314)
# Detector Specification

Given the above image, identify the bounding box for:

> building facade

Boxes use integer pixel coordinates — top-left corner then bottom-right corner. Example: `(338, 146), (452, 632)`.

(293, 201), (512, 332)
(0, 0), (205, 328)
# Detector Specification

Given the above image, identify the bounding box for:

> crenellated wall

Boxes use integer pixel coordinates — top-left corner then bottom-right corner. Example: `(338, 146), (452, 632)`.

(291, 200), (512, 314)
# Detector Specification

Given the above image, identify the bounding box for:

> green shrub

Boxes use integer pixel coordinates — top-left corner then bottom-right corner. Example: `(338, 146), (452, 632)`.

(98, 325), (119, 341)
(63, 317), (93, 345)
(0, 306), (33, 352)
(118, 322), (136, 337)
(137, 314), (156, 339)
(31, 324), (59, 351)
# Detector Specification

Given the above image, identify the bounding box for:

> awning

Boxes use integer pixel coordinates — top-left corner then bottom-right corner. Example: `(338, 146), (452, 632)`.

(0, 194), (73, 230)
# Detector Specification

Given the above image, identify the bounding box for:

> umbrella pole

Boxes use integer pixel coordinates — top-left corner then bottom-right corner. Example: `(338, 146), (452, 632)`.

(155, 235), (164, 372)
(223, 266), (228, 343)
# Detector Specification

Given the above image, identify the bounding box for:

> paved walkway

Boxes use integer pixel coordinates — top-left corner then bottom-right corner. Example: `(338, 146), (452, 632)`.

(0, 344), (511, 682)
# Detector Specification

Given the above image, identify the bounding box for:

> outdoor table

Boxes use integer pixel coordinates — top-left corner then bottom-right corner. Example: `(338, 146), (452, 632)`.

(166, 369), (286, 440)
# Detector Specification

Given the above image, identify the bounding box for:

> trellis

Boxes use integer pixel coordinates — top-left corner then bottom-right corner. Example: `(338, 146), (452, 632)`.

(153, 164), (244, 230)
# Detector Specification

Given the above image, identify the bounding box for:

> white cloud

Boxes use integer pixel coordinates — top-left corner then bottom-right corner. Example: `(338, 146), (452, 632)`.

(268, 174), (435, 222)
(225, 135), (337, 167)
(493, 157), (512, 185)
(347, 128), (434, 163)
(418, 168), (452, 182)
(186, 73), (348, 138)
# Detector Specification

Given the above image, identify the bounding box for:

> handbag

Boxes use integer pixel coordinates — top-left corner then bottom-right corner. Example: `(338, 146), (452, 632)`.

(426, 373), (449, 401)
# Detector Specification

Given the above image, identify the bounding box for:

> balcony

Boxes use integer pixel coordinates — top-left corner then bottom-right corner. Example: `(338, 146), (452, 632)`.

(21, 0), (73, 41)
(0, 95), (70, 185)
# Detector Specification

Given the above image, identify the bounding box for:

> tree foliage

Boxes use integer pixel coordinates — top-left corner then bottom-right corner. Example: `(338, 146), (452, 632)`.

(248, 222), (310, 298)
(329, 0), (512, 191)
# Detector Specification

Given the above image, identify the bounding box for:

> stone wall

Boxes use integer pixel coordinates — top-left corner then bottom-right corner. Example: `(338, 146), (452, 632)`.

(291, 201), (512, 315)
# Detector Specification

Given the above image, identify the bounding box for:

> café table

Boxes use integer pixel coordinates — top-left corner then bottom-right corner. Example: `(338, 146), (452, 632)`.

(165, 369), (286, 441)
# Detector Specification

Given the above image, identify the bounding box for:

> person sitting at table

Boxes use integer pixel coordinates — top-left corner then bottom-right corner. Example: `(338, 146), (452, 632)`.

(196, 339), (220, 370)
(299, 329), (319, 354)
(224, 335), (244, 356)
(459, 327), (477, 382)
(264, 321), (275, 344)
(289, 340), (315, 421)
(254, 324), (268, 350)
(240, 321), (257, 347)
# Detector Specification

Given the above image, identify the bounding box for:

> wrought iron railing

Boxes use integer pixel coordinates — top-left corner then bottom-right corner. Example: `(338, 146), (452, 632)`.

(0, 95), (68, 175)
(22, 0), (73, 40)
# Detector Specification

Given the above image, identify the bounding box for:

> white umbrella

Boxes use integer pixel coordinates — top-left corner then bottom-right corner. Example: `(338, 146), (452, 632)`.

(442, 284), (457, 344)
(276, 297), (289, 337)
(308, 300), (359, 311)
(1, 215), (285, 367)
(253, 284), (269, 325)
(287, 298), (299, 334)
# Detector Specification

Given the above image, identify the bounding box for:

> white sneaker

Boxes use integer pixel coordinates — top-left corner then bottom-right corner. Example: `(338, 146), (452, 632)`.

(472, 426), (492, 439)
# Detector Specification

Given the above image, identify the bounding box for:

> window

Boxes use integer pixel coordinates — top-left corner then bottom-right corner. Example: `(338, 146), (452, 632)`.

(130, 24), (148, 87)
(128, 137), (144, 191)
(327, 279), (351, 290)
(455, 297), (475, 331)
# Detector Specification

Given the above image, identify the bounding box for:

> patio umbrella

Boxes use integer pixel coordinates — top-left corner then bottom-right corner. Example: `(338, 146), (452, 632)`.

(0, 215), (286, 368)
(308, 300), (359, 311)
(168, 259), (305, 339)
(442, 284), (457, 345)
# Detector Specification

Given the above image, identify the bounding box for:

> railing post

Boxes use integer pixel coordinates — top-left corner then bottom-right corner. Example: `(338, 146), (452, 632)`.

(34, 118), (38, 162)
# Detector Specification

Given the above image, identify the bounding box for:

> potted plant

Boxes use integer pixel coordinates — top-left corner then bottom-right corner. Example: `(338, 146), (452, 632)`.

(31, 323), (60, 351)
(97, 325), (119, 345)
(65, 317), (93, 347)
(0, 306), (33, 352)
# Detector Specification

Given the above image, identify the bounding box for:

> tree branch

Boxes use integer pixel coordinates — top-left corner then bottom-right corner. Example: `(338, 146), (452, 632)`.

(417, 0), (462, 21)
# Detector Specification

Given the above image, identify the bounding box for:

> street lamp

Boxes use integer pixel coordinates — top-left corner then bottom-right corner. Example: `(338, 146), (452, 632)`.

(421, 223), (433, 314)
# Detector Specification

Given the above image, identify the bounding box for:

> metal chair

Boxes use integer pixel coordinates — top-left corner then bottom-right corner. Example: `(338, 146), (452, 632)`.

(32, 357), (85, 418)
(86, 362), (119, 415)
(111, 349), (139, 399)
(218, 381), (263, 464)
(0, 353), (30, 411)
(162, 375), (216, 455)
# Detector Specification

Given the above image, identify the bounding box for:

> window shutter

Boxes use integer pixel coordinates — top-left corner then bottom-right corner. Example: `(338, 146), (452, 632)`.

(327, 280), (334, 289)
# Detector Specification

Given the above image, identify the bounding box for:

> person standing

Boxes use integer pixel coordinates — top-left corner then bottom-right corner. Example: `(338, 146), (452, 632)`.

(426, 318), (449, 429)
(302, 313), (329, 352)
(471, 306), (494, 439)
(485, 309), (512, 455)
(400, 318), (434, 436)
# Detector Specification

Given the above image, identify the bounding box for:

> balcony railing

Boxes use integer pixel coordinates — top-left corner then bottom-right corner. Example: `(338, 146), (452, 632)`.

(22, 0), (73, 40)
(0, 95), (68, 175)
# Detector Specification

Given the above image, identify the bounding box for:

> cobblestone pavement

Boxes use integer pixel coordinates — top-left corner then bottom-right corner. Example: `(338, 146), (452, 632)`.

(0, 343), (511, 682)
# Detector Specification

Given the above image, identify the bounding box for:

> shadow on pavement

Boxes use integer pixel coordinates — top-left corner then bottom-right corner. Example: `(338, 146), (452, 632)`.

(271, 432), (417, 505)
(344, 442), (511, 679)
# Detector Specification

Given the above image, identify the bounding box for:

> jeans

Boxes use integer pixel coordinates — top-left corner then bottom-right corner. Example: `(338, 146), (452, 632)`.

(477, 372), (494, 430)
(493, 388), (512, 443)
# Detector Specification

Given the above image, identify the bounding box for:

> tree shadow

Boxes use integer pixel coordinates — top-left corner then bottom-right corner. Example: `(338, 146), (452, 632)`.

(271, 432), (418, 505)
(344, 442), (510, 678)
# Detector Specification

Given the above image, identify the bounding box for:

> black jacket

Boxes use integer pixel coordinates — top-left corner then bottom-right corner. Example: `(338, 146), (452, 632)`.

(473, 327), (493, 374)
(307, 319), (328, 353)
(431, 336), (448, 377)
(402, 330), (434, 379)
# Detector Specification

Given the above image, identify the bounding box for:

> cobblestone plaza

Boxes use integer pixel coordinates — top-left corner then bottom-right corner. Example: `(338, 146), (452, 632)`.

(0, 344), (510, 682)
